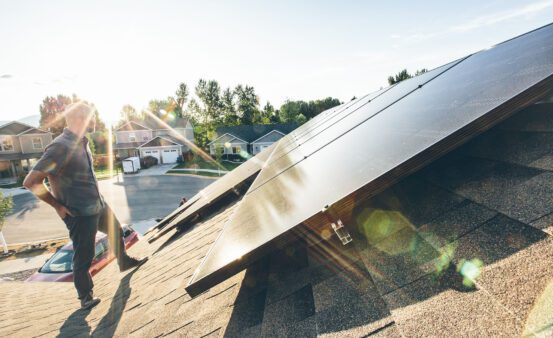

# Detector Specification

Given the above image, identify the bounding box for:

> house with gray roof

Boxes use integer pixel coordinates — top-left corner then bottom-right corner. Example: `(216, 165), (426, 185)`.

(0, 121), (53, 183)
(113, 117), (194, 164)
(208, 123), (297, 157)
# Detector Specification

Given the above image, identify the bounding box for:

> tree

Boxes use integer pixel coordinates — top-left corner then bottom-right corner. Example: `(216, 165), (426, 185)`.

(387, 68), (428, 85)
(195, 79), (223, 123)
(388, 69), (412, 85)
(279, 100), (303, 123)
(147, 99), (170, 118)
(415, 68), (428, 76)
(121, 104), (138, 121)
(174, 82), (189, 118)
(39, 94), (72, 134)
(86, 134), (96, 154)
(187, 98), (202, 123)
(0, 192), (13, 254)
(221, 87), (239, 125)
(306, 97), (341, 119)
(39, 94), (105, 134)
(262, 102), (278, 124)
(234, 85), (260, 125)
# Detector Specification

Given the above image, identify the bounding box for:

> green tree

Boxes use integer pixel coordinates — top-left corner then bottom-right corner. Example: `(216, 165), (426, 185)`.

(305, 97), (341, 119)
(40, 94), (105, 134)
(388, 69), (412, 85)
(279, 100), (303, 123)
(262, 102), (277, 124)
(39, 94), (72, 134)
(187, 98), (202, 123)
(0, 191), (13, 253)
(174, 82), (189, 118)
(86, 133), (96, 154)
(147, 99), (170, 118)
(387, 68), (428, 85)
(221, 87), (239, 125)
(234, 85), (260, 125)
(121, 104), (138, 121)
(195, 79), (223, 123)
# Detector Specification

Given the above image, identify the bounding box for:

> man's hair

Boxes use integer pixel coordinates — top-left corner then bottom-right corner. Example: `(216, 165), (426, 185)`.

(65, 101), (95, 120)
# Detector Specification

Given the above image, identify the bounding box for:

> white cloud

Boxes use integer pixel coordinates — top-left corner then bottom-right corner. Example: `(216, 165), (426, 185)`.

(451, 0), (553, 32)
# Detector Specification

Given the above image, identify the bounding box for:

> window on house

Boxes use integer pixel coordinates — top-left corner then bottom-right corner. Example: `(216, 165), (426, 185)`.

(32, 137), (43, 149)
(232, 146), (241, 154)
(0, 137), (14, 151)
(143, 134), (149, 141)
(129, 133), (136, 142)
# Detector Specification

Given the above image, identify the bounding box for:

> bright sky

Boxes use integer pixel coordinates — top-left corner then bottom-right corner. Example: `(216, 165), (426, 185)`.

(1, 0), (552, 124)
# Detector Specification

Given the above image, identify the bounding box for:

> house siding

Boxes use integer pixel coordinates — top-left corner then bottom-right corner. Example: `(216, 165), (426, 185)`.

(0, 135), (22, 154)
(116, 130), (152, 143)
(251, 131), (286, 155)
(253, 130), (285, 143)
(19, 134), (53, 153)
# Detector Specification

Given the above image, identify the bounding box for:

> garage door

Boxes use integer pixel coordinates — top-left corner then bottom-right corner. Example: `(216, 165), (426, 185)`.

(143, 150), (160, 162)
(162, 149), (179, 164)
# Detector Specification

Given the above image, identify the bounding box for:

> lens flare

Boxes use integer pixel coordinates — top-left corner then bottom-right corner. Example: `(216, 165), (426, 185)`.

(456, 258), (483, 287)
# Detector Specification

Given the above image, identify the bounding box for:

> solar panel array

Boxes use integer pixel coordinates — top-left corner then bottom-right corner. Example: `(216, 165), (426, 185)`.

(173, 24), (553, 296)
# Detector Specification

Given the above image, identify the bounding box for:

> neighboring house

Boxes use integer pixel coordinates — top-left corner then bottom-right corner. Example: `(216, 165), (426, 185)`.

(208, 123), (297, 156)
(113, 117), (194, 164)
(0, 121), (53, 181)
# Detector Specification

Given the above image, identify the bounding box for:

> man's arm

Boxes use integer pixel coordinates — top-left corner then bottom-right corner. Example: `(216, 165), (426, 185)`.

(23, 170), (73, 219)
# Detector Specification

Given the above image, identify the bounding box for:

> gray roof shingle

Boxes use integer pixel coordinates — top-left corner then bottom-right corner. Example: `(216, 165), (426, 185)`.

(212, 123), (297, 143)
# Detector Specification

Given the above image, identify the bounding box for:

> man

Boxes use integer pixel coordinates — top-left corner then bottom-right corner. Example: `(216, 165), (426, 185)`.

(23, 102), (147, 310)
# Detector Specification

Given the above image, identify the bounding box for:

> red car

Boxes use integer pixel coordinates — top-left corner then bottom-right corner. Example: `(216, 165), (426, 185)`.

(26, 225), (139, 282)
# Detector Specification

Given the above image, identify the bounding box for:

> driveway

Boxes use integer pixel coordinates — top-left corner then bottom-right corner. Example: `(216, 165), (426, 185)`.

(131, 164), (175, 176)
(2, 174), (214, 244)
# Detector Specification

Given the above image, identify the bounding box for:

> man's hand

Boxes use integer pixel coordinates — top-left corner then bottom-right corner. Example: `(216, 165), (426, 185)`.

(24, 170), (72, 220)
(55, 205), (74, 220)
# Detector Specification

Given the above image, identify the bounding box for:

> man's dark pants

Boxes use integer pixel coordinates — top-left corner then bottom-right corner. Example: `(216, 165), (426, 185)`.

(63, 206), (127, 300)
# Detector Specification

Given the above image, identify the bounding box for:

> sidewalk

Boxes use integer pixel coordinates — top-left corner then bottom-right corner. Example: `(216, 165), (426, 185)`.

(132, 164), (174, 176)
(0, 253), (51, 275)
(0, 187), (30, 197)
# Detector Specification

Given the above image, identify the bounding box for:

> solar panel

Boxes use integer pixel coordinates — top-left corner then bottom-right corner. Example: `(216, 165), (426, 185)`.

(185, 23), (553, 296)
(147, 142), (278, 242)
(248, 59), (463, 192)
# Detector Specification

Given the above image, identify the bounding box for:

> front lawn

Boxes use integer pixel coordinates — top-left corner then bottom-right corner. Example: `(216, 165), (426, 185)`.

(173, 155), (243, 171)
(94, 167), (121, 180)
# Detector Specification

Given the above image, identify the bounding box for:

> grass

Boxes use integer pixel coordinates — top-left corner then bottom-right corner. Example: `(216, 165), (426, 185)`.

(166, 170), (225, 178)
(172, 156), (243, 171)
(94, 167), (121, 180)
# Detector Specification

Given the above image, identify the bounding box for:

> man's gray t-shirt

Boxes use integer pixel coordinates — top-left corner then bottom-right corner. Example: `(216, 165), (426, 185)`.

(33, 128), (104, 216)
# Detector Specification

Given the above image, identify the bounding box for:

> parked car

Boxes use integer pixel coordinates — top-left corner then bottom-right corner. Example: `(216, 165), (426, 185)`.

(26, 225), (139, 282)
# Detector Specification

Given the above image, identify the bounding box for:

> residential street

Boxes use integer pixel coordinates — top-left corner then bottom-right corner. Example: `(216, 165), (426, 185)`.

(2, 173), (214, 244)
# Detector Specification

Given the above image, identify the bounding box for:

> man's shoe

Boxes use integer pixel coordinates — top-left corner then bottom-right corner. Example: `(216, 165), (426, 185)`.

(119, 256), (148, 272)
(81, 297), (101, 310)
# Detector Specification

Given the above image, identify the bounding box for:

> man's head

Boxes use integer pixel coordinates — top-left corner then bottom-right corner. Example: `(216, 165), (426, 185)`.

(64, 101), (96, 138)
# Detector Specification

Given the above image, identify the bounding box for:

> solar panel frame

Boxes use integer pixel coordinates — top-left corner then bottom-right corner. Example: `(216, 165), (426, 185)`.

(147, 142), (278, 242)
(185, 23), (553, 296)
(248, 58), (465, 192)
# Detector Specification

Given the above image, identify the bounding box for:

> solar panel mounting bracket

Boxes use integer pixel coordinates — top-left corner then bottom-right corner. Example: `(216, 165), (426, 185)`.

(322, 205), (352, 245)
(331, 219), (352, 245)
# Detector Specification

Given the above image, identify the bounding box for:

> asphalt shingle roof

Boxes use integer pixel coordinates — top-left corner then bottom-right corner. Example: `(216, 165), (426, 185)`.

(0, 122), (35, 135)
(213, 123), (297, 143)
(1, 102), (552, 337)
(118, 118), (190, 131)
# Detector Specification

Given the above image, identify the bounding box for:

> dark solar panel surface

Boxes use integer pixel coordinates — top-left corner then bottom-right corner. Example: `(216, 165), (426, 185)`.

(249, 59), (463, 192)
(185, 23), (553, 296)
(147, 142), (278, 242)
